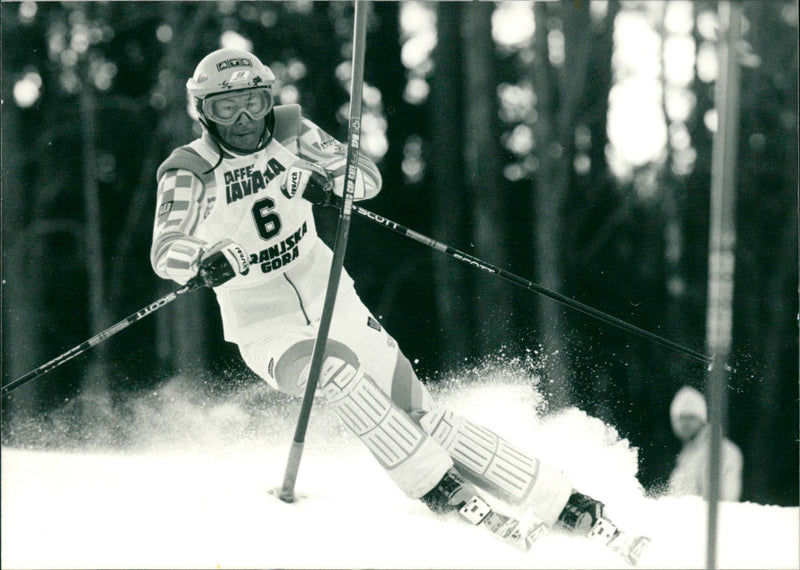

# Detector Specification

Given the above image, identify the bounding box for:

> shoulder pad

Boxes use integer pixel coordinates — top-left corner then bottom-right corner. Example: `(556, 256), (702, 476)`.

(156, 145), (215, 183)
(272, 104), (302, 145)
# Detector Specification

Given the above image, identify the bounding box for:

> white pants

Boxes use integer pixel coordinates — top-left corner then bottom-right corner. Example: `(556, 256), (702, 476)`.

(240, 286), (452, 498)
(239, 286), (573, 522)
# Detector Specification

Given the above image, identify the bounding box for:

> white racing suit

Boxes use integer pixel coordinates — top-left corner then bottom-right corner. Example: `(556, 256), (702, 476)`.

(150, 104), (573, 523)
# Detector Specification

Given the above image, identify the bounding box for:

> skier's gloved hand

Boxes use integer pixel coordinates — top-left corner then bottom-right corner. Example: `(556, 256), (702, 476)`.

(194, 239), (249, 288)
(283, 160), (337, 207)
(319, 156), (367, 200)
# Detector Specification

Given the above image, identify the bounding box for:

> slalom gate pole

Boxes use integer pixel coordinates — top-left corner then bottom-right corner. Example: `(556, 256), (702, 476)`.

(352, 204), (714, 367)
(704, 2), (743, 568)
(278, 0), (369, 503)
(2, 279), (202, 397)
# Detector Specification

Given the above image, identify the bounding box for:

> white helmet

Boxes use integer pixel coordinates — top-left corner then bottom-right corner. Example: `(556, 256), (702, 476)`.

(187, 48), (277, 154)
(187, 48), (275, 99)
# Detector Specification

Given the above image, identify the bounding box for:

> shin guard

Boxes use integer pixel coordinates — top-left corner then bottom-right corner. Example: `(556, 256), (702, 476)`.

(419, 409), (573, 525)
(318, 353), (452, 499)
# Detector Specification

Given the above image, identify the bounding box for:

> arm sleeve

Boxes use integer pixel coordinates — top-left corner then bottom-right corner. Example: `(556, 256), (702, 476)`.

(150, 168), (209, 285)
(296, 117), (382, 200)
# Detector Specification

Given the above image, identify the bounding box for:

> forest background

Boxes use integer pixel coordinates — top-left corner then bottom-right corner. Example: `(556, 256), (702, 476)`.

(2, 0), (797, 507)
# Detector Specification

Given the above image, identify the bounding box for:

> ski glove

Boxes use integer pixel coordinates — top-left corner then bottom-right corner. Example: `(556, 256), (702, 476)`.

(319, 156), (368, 200)
(283, 160), (337, 206)
(195, 239), (249, 288)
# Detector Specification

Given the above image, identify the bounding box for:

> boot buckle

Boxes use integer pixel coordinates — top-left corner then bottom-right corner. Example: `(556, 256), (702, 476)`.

(588, 516), (618, 544)
(459, 496), (491, 524)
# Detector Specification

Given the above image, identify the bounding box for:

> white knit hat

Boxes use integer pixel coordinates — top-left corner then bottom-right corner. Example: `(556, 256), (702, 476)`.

(670, 385), (708, 423)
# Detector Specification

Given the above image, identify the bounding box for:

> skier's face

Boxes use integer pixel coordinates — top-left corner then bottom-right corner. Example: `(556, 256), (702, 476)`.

(216, 113), (266, 152)
(673, 414), (705, 443)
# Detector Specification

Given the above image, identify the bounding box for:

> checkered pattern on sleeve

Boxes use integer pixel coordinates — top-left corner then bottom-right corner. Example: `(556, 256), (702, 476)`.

(150, 168), (210, 285)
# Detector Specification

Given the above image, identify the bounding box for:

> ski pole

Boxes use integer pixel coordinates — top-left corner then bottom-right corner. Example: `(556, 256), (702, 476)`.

(352, 205), (714, 367)
(2, 279), (203, 396)
(278, 0), (369, 503)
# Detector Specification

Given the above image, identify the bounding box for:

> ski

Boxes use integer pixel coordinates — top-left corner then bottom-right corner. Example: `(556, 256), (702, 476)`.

(481, 508), (549, 551)
(584, 513), (651, 566)
(449, 482), (649, 565)
(459, 496), (548, 552)
(460, 495), (649, 565)
(605, 529), (651, 567)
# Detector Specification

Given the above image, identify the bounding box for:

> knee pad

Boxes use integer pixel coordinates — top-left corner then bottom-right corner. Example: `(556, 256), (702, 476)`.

(268, 337), (359, 397)
(289, 340), (452, 498)
(272, 338), (452, 498)
(330, 370), (452, 498)
(419, 409), (573, 525)
(316, 346), (425, 469)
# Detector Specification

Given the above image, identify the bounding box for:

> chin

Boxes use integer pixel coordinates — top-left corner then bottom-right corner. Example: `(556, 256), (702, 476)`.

(226, 138), (258, 152)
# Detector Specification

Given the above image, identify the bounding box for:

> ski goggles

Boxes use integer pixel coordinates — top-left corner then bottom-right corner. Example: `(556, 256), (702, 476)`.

(202, 87), (273, 125)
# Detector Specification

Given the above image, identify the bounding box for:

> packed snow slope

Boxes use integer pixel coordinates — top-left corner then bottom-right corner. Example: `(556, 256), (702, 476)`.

(2, 362), (798, 570)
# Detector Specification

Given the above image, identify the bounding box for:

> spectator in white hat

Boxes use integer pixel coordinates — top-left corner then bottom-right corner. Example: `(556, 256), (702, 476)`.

(668, 386), (743, 501)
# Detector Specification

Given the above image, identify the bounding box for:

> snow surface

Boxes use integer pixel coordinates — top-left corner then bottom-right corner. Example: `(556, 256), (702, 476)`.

(2, 365), (798, 570)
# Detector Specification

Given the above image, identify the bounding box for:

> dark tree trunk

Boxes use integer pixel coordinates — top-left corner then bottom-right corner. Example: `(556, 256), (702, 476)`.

(529, 1), (593, 408)
(462, 2), (514, 357)
(430, 2), (472, 367)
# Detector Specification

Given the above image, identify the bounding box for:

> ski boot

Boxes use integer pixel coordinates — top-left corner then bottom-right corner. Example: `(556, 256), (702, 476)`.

(556, 491), (650, 566)
(421, 468), (488, 517)
(421, 468), (546, 551)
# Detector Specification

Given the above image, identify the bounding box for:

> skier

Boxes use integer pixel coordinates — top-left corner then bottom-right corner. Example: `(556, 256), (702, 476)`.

(150, 47), (644, 563)
(668, 386), (743, 501)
